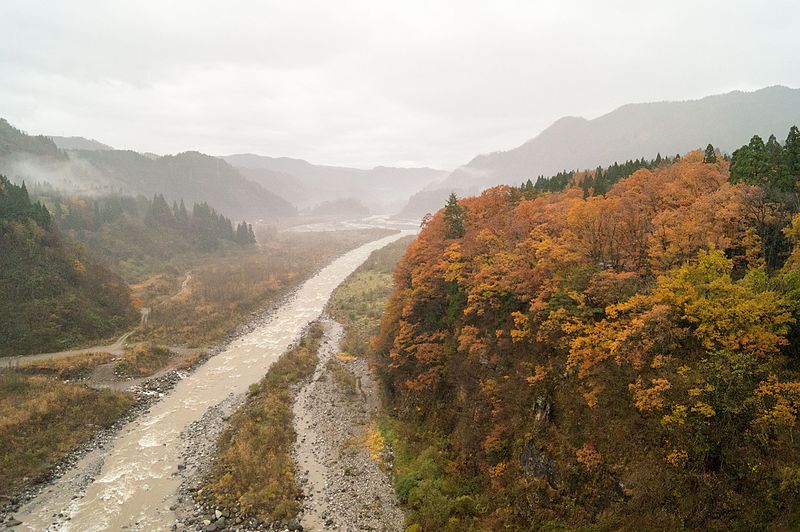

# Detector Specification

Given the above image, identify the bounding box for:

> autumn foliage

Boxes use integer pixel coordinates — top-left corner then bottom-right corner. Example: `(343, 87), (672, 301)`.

(375, 140), (800, 529)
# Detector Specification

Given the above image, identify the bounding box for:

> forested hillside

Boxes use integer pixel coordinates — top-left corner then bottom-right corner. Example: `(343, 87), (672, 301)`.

(0, 119), (66, 159)
(30, 186), (257, 282)
(48, 136), (114, 152)
(375, 127), (800, 529)
(0, 176), (136, 356)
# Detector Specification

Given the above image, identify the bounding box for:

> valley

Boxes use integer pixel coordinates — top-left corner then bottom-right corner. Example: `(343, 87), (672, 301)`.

(4, 230), (410, 531)
(3, 60), (800, 530)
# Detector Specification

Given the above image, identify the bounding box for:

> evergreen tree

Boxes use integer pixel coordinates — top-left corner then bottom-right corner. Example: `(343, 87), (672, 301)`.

(146, 194), (174, 226)
(785, 125), (800, 184)
(443, 192), (466, 239)
(236, 222), (246, 244)
(176, 199), (189, 228)
(730, 135), (768, 185)
(0, 175), (51, 227)
(703, 144), (718, 163)
(765, 134), (790, 189)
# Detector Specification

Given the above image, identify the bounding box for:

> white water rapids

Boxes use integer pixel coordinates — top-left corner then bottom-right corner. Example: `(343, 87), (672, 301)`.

(15, 230), (411, 531)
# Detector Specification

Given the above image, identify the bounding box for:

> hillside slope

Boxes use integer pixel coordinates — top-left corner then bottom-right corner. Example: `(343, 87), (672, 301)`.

(402, 86), (800, 217)
(49, 136), (114, 152)
(0, 119), (296, 221)
(375, 129), (800, 529)
(0, 175), (137, 356)
(73, 149), (296, 221)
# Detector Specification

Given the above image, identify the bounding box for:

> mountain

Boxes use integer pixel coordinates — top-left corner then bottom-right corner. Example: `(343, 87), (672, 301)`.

(0, 119), (66, 160)
(49, 136), (114, 152)
(401, 86), (800, 217)
(0, 119), (296, 220)
(236, 166), (309, 207)
(72, 150), (296, 220)
(223, 153), (446, 213)
(309, 197), (370, 217)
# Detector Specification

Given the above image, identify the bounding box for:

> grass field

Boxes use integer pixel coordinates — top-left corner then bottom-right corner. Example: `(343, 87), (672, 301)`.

(327, 235), (414, 357)
(17, 351), (115, 380)
(0, 369), (135, 499)
(134, 229), (394, 348)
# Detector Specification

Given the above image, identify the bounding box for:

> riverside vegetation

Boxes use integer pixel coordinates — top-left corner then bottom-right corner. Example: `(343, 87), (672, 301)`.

(0, 368), (135, 500)
(200, 322), (323, 522)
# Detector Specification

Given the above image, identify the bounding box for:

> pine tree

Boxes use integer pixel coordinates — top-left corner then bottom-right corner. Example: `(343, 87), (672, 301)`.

(235, 222), (247, 244)
(176, 199), (189, 228)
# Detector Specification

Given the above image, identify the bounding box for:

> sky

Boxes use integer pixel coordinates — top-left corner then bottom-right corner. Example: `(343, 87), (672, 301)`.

(1, 1), (798, 170)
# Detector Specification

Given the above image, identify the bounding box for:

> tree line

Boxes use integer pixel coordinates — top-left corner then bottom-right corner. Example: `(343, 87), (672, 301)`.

(31, 188), (258, 251)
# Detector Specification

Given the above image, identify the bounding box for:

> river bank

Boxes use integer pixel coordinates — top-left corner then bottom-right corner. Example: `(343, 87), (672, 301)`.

(293, 317), (403, 532)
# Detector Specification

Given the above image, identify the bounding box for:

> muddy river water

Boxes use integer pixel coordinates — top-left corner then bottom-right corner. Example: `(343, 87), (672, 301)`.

(14, 231), (411, 531)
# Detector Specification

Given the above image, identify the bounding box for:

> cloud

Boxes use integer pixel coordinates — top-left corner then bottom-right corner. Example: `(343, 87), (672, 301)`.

(1, 0), (798, 169)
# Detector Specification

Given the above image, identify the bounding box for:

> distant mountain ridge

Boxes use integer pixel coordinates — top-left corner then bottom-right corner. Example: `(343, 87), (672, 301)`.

(0, 119), (296, 221)
(223, 153), (447, 213)
(49, 136), (114, 152)
(0, 119), (66, 160)
(401, 85), (800, 216)
(72, 149), (296, 220)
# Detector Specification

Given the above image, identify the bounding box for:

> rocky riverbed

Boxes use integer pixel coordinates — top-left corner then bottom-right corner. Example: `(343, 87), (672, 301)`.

(293, 317), (404, 532)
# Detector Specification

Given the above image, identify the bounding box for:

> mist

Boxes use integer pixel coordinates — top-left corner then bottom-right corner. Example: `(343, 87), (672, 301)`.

(0, 153), (128, 196)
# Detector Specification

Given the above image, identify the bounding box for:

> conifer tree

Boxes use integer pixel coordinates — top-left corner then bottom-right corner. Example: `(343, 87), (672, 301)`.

(443, 192), (465, 239)
(730, 135), (767, 185)
(703, 144), (717, 163)
(765, 134), (790, 189)
(785, 125), (800, 183)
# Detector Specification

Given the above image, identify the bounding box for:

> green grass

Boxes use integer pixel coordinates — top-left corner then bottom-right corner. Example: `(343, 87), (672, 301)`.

(328, 236), (414, 357)
(376, 417), (485, 532)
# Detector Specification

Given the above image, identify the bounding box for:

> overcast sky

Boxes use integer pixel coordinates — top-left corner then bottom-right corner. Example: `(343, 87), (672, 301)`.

(1, 1), (798, 169)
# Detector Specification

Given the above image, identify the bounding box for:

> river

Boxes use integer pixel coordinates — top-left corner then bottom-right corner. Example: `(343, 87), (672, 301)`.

(14, 230), (411, 531)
